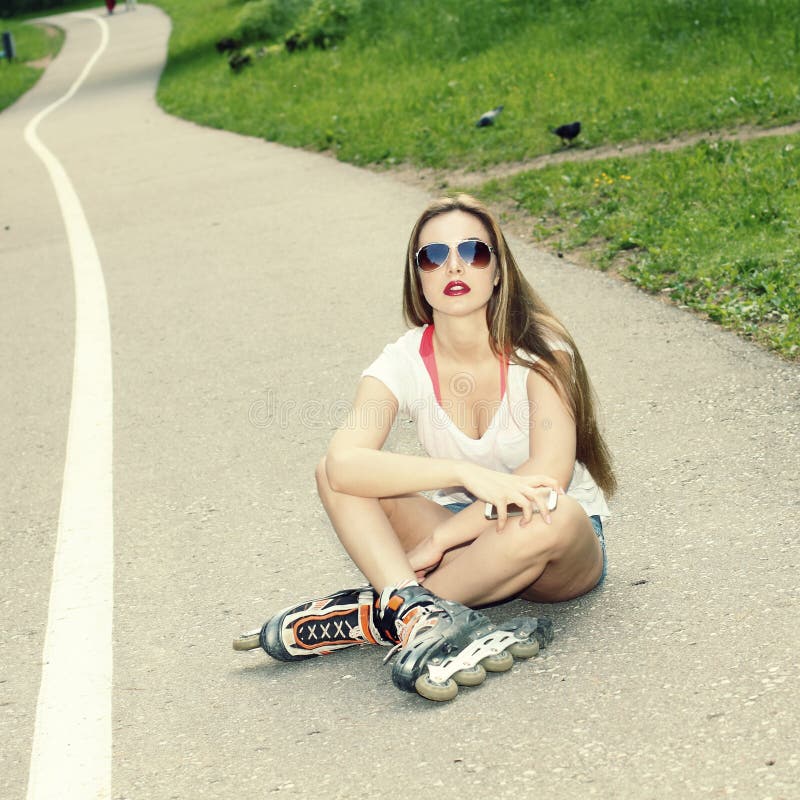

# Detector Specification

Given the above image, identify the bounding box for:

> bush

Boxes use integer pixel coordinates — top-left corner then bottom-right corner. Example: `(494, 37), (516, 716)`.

(0, 0), (71, 17)
(286, 0), (362, 51)
(231, 0), (362, 52)
(234, 0), (308, 44)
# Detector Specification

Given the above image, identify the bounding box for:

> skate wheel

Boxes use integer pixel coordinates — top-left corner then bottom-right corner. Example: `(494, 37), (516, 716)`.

(453, 664), (486, 687)
(508, 638), (540, 659)
(415, 674), (458, 702)
(480, 650), (514, 672)
(232, 631), (261, 651)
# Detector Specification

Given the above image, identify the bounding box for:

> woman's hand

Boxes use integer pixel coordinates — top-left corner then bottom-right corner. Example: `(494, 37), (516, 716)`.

(458, 463), (564, 530)
(407, 535), (444, 580)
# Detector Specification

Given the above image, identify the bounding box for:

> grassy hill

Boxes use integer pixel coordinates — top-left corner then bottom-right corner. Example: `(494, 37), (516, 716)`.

(155, 0), (800, 169)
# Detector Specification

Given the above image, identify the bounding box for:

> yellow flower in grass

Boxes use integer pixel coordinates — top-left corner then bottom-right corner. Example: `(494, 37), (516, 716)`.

(594, 171), (615, 187)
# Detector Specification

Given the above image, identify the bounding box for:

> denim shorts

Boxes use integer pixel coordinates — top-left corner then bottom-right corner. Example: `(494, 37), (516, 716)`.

(443, 501), (473, 514)
(444, 502), (607, 587)
(589, 514), (607, 587)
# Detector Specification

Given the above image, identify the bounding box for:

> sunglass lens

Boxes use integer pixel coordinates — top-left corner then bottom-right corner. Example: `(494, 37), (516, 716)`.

(457, 240), (492, 268)
(417, 243), (449, 271)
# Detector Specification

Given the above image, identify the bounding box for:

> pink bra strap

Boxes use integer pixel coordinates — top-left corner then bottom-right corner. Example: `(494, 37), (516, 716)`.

(420, 325), (508, 405)
(419, 325), (442, 404)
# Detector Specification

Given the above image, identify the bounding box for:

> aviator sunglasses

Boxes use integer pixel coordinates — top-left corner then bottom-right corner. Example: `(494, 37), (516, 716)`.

(415, 238), (495, 272)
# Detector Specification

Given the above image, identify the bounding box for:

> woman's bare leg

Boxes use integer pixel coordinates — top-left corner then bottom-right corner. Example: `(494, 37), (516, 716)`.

(385, 494), (603, 606)
(315, 457), (445, 591)
(429, 498), (601, 605)
(318, 457), (602, 606)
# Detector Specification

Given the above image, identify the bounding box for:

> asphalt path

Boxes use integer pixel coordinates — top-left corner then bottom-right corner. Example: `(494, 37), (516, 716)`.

(1, 5), (798, 799)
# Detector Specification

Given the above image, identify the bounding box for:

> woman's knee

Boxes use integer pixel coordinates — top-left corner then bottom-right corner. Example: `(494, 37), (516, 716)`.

(494, 500), (587, 564)
(515, 521), (561, 564)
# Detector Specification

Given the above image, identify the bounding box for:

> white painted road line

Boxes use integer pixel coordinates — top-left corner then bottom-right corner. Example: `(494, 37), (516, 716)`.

(24, 14), (114, 800)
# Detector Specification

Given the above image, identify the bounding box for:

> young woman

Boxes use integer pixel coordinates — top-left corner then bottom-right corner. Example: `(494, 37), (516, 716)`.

(235, 194), (616, 700)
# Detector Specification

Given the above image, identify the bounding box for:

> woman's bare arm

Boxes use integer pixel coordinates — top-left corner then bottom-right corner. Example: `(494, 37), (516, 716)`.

(326, 378), (565, 511)
(325, 377), (465, 497)
(524, 355), (577, 490)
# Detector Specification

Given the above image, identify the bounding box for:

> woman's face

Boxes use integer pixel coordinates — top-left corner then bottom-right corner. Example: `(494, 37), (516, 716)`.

(415, 210), (499, 320)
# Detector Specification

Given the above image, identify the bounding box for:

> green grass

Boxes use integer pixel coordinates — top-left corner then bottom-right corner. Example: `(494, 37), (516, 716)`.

(153, 0), (800, 169)
(0, 17), (64, 112)
(477, 136), (800, 358)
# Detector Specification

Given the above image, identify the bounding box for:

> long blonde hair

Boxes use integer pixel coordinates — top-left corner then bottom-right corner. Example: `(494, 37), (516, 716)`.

(402, 194), (617, 497)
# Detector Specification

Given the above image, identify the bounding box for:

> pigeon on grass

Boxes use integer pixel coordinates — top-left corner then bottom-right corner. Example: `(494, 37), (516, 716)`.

(476, 105), (504, 127)
(551, 121), (581, 145)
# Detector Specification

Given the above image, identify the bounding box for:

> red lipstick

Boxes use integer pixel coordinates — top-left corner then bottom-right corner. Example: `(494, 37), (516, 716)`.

(444, 281), (471, 296)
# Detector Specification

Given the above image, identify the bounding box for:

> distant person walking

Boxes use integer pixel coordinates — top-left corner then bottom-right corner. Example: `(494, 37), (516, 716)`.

(104, 0), (116, 14)
(126, 0), (137, 10)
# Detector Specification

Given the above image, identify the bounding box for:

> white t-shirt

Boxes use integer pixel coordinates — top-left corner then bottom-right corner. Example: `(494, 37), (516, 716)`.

(362, 325), (610, 521)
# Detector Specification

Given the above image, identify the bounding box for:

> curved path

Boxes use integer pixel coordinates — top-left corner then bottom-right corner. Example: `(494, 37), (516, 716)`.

(1, 6), (798, 799)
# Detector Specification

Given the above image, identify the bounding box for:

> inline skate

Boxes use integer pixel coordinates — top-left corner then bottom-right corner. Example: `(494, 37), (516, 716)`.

(377, 584), (552, 701)
(234, 582), (552, 702)
(232, 586), (386, 659)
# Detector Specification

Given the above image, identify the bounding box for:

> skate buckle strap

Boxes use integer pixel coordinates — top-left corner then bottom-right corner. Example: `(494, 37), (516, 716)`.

(382, 620), (441, 666)
(381, 606), (433, 664)
(425, 629), (520, 685)
(382, 643), (401, 664)
(380, 594), (443, 664)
